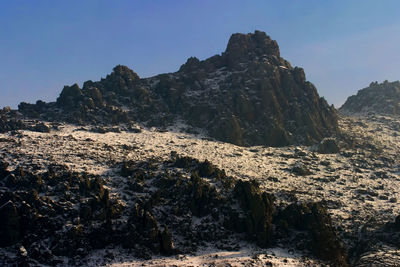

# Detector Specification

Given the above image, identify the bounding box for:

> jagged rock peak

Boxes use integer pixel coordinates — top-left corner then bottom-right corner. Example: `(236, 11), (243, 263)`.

(340, 80), (400, 115)
(98, 65), (141, 95)
(17, 30), (339, 147)
(109, 65), (140, 80)
(179, 57), (201, 72)
(56, 83), (83, 106)
(225, 30), (280, 59)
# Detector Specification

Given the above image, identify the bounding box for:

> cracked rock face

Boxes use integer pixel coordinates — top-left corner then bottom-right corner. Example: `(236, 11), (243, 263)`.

(18, 30), (339, 147)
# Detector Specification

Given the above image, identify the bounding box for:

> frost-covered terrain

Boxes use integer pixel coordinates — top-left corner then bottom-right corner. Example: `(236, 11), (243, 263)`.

(1, 114), (400, 266)
(2, 30), (400, 266)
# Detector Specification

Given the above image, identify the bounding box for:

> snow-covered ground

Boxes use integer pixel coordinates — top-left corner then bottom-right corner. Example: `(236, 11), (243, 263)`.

(106, 247), (324, 267)
(1, 114), (399, 266)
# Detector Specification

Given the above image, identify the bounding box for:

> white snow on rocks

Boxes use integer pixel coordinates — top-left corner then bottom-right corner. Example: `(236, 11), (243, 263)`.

(0, 114), (399, 265)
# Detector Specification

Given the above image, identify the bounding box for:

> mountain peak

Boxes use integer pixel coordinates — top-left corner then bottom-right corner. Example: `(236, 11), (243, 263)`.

(225, 30), (280, 60)
(17, 31), (338, 147)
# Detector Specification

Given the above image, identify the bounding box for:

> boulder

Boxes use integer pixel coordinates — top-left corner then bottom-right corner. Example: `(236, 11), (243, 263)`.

(292, 162), (312, 175)
(318, 138), (340, 154)
(32, 122), (51, 133)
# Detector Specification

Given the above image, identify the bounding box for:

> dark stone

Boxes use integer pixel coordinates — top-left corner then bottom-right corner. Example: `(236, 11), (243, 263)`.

(56, 84), (83, 108)
(0, 159), (9, 178)
(120, 161), (137, 177)
(160, 226), (174, 255)
(318, 138), (340, 154)
(277, 202), (348, 266)
(0, 201), (20, 247)
(233, 180), (274, 247)
(292, 162), (312, 176)
(32, 122), (51, 133)
(80, 204), (92, 221)
(187, 172), (220, 217)
(174, 156), (196, 169)
(85, 87), (104, 107)
(210, 115), (244, 146)
(179, 57), (201, 72)
(197, 160), (216, 177)
(0, 113), (25, 133)
(394, 215), (400, 231)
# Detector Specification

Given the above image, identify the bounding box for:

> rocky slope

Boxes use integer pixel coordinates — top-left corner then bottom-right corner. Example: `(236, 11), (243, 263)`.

(18, 31), (338, 146)
(4, 30), (400, 266)
(0, 113), (399, 266)
(340, 80), (400, 116)
(0, 152), (347, 266)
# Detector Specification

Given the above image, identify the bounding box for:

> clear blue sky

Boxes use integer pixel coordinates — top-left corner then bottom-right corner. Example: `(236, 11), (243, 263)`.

(1, 1), (400, 108)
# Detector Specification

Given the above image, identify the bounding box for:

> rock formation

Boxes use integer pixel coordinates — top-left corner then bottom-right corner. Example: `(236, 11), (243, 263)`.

(340, 80), (400, 115)
(18, 31), (339, 146)
(0, 153), (349, 265)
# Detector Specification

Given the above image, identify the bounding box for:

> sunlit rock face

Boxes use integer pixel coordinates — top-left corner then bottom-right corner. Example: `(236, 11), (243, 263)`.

(18, 31), (339, 146)
(340, 80), (400, 116)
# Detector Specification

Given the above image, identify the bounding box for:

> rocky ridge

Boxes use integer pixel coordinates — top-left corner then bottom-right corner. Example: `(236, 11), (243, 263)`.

(18, 31), (338, 147)
(340, 80), (400, 116)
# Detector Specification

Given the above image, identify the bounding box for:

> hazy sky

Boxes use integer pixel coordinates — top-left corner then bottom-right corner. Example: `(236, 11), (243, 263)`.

(1, 1), (400, 108)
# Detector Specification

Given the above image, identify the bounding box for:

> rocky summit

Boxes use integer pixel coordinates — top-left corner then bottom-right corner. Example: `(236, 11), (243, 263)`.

(340, 80), (400, 116)
(18, 31), (338, 147)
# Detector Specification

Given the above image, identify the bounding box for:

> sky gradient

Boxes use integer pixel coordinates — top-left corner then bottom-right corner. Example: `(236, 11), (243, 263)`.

(1, 1), (400, 108)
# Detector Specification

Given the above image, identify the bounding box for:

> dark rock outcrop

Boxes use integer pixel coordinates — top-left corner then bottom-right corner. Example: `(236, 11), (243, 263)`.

(17, 31), (338, 147)
(0, 201), (20, 247)
(277, 202), (348, 266)
(233, 180), (274, 247)
(349, 214), (400, 266)
(0, 159), (9, 178)
(31, 122), (51, 133)
(56, 83), (84, 108)
(340, 80), (400, 115)
(0, 108), (25, 133)
(0, 152), (351, 266)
